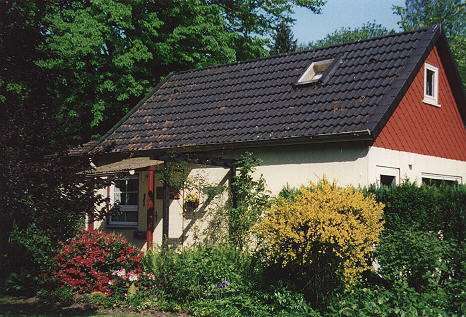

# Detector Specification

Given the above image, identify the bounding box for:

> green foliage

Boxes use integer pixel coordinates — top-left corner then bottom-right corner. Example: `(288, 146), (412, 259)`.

(326, 283), (448, 317)
(9, 225), (55, 273)
(368, 182), (465, 240)
(36, 285), (75, 306)
(143, 245), (251, 302)
(156, 160), (191, 191)
(305, 21), (393, 49)
(393, 0), (466, 85)
(142, 245), (320, 317)
(31, 0), (326, 138)
(377, 228), (453, 292)
(270, 20), (298, 55)
(229, 152), (270, 249)
(277, 184), (301, 201)
(369, 182), (466, 314)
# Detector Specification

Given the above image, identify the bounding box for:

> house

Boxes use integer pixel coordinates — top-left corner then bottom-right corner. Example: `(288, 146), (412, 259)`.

(83, 25), (466, 250)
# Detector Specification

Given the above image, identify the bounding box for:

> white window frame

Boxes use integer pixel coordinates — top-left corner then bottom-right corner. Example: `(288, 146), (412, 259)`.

(375, 165), (400, 187)
(297, 59), (334, 84)
(421, 172), (462, 185)
(108, 175), (139, 227)
(423, 63), (440, 107)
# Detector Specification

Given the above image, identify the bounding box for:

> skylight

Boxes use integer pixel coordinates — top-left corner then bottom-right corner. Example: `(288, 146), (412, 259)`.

(297, 59), (334, 84)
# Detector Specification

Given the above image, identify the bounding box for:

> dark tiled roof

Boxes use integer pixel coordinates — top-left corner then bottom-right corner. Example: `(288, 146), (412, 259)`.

(92, 26), (441, 154)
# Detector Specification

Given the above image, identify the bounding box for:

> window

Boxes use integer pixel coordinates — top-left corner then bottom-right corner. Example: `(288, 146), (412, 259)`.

(421, 173), (461, 187)
(297, 59), (334, 84)
(380, 175), (396, 187)
(423, 63), (439, 106)
(109, 176), (139, 226)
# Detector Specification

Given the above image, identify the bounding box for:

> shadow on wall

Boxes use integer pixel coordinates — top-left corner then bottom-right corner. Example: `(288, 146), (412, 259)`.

(167, 170), (230, 247)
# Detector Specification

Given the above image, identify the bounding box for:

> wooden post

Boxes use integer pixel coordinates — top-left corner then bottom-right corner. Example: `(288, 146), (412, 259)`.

(146, 166), (156, 250)
(229, 165), (237, 209)
(87, 212), (94, 230)
(162, 168), (170, 250)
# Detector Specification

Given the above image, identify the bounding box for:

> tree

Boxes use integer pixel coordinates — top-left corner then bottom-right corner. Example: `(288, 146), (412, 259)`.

(0, 0), (109, 286)
(393, 0), (466, 84)
(304, 21), (393, 49)
(39, 0), (326, 141)
(270, 20), (298, 55)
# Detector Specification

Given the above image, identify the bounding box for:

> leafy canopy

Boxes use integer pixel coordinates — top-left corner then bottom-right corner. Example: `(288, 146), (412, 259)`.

(270, 20), (298, 54)
(37, 0), (326, 140)
(393, 0), (466, 84)
(305, 21), (393, 49)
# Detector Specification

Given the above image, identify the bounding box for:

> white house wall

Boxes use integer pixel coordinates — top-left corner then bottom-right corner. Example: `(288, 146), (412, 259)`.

(91, 143), (465, 249)
(368, 146), (466, 185)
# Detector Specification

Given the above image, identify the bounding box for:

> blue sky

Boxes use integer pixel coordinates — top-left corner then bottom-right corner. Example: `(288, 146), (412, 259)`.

(293, 0), (404, 44)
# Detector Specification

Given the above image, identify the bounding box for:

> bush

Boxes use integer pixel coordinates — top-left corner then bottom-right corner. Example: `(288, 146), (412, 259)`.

(143, 245), (252, 302)
(229, 152), (270, 249)
(368, 182), (465, 240)
(254, 180), (384, 304)
(3, 225), (55, 295)
(325, 283), (448, 317)
(376, 227), (453, 292)
(55, 230), (142, 295)
(369, 182), (466, 313)
(143, 245), (320, 316)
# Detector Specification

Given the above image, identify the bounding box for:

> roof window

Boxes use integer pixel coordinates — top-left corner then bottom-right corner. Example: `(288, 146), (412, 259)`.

(297, 59), (334, 84)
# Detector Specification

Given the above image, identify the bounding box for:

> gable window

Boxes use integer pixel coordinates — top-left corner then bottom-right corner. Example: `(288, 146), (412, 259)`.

(423, 63), (439, 106)
(109, 176), (139, 226)
(297, 59), (334, 84)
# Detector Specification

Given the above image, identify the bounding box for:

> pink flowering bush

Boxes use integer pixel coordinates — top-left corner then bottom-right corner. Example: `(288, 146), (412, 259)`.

(55, 230), (143, 295)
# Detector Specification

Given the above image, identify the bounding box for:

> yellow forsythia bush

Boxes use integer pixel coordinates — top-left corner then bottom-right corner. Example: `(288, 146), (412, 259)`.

(254, 180), (384, 284)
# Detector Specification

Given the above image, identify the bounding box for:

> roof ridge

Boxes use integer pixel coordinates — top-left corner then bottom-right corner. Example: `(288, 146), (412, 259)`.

(175, 25), (439, 76)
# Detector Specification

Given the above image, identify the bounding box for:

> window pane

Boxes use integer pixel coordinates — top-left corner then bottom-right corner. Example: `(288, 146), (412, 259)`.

(127, 193), (138, 205)
(422, 178), (457, 187)
(114, 180), (125, 192)
(426, 69), (434, 96)
(127, 178), (139, 191)
(380, 175), (396, 187)
(114, 192), (122, 205)
(126, 211), (138, 223)
(110, 209), (126, 222)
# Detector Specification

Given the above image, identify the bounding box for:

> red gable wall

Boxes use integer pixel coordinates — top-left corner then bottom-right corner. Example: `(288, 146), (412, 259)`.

(373, 46), (466, 161)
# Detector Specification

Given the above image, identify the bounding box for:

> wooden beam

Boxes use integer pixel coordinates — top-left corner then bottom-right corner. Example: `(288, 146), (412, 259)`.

(146, 166), (156, 250)
(229, 165), (238, 209)
(87, 212), (94, 230)
(151, 153), (235, 168)
(162, 165), (170, 250)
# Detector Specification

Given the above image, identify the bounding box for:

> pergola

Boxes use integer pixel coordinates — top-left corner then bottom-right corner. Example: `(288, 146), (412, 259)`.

(91, 150), (237, 250)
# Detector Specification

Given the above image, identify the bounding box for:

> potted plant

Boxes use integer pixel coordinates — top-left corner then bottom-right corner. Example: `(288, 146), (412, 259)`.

(184, 192), (200, 213)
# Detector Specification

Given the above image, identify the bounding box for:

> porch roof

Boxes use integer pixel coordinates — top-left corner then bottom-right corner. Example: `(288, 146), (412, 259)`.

(93, 157), (163, 175)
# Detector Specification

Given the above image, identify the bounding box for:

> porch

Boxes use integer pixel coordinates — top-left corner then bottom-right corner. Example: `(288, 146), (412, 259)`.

(89, 154), (236, 251)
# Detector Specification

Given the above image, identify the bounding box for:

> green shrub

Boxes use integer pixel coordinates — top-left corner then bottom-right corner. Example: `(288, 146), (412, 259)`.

(229, 152), (270, 249)
(369, 182), (466, 314)
(3, 225), (55, 295)
(325, 283), (448, 317)
(143, 245), (320, 317)
(143, 245), (252, 302)
(376, 228), (453, 292)
(368, 182), (465, 240)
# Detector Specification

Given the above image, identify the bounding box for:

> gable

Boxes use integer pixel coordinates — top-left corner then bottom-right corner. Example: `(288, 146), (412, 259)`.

(373, 45), (466, 161)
